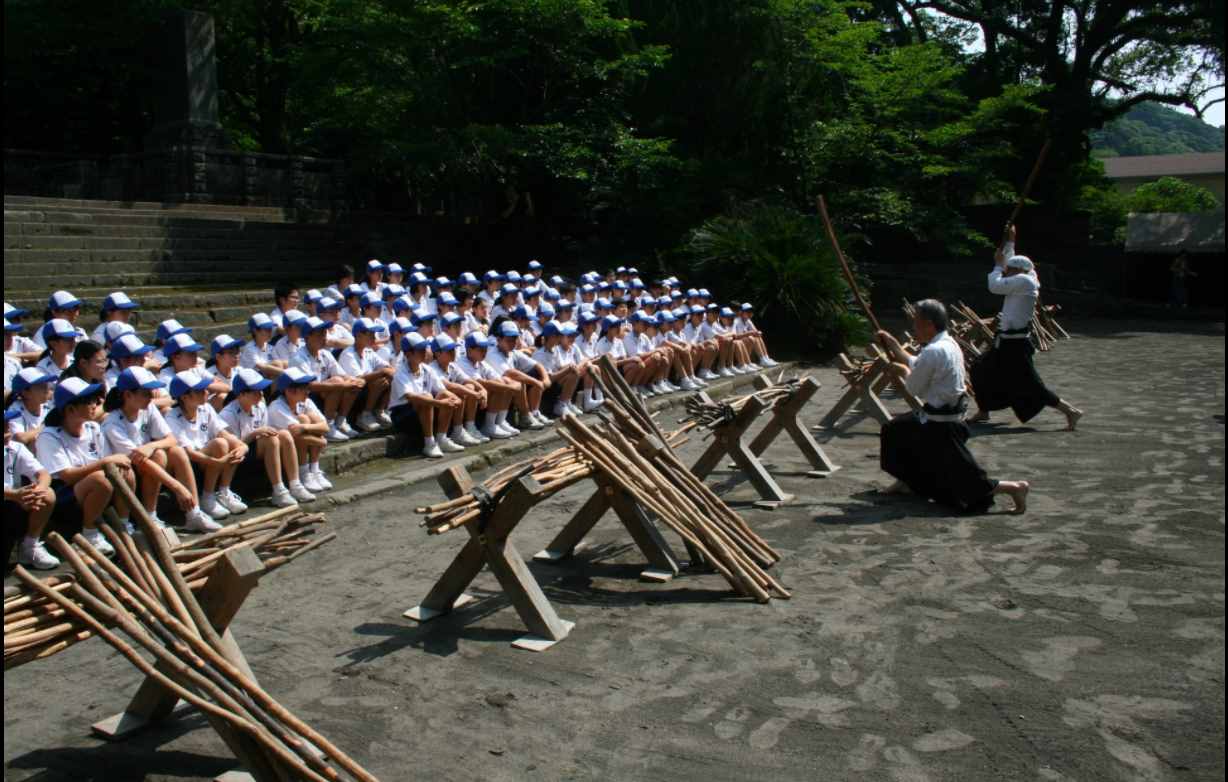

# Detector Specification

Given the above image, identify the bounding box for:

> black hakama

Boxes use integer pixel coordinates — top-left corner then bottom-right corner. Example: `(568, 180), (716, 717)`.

(880, 412), (998, 514)
(970, 337), (1060, 423)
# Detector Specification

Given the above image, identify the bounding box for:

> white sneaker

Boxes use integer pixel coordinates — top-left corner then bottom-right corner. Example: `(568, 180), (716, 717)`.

(325, 424), (350, 442)
(200, 494), (230, 520)
(376, 409), (393, 427)
(338, 418), (358, 437)
(219, 490), (248, 514)
(185, 508), (224, 533)
(535, 411), (554, 426)
(762, 358), (779, 367)
(19, 540), (60, 570)
(583, 397), (603, 413)
(289, 481), (317, 503)
(483, 425), (513, 440)
(301, 471), (327, 493)
(500, 421), (521, 436)
(356, 412), (381, 432)
(746, 362), (762, 371)
(440, 436), (466, 454)
(700, 369), (718, 381)
(82, 528), (116, 557)
(720, 367), (736, 378)
(680, 377), (699, 391)
(311, 469), (334, 490)
(566, 403), (583, 417)
(424, 441), (445, 459)
(456, 427), (483, 446)
(640, 386), (656, 398)
(466, 424), (491, 444)
(123, 520), (137, 535)
(553, 401), (570, 418)
(664, 381), (681, 393)
(524, 416), (545, 431)
(271, 485), (299, 508)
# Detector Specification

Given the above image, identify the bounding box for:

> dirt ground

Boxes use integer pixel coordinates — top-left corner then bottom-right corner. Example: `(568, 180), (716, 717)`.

(4, 319), (1225, 782)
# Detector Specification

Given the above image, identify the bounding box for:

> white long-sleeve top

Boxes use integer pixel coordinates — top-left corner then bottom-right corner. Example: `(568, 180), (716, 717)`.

(905, 332), (966, 411)
(989, 241), (1040, 332)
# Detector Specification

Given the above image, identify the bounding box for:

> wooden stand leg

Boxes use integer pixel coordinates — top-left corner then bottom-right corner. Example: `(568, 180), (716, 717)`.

(747, 377), (841, 477)
(692, 396), (794, 508)
(818, 355), (865, 430)
(858, 361), (895, 426)
(91, 545), (266, 741)
(405, 467), (574, 651)
(533, 486), (609, 562)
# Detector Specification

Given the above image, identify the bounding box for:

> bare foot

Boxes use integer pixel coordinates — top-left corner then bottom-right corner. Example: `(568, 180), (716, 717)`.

(880, 480), (913, 496)
(1065, 408), (1083, 432)
(1006, 481), (1030, 514)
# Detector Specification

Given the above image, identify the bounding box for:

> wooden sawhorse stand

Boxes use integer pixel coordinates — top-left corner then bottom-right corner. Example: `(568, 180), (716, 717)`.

(532, 470), (682, 584)
(690, 376), (840, 509)
(89, 529), (285, 782)
(818, 346), (922, 431)
(405, 465), (576, 652)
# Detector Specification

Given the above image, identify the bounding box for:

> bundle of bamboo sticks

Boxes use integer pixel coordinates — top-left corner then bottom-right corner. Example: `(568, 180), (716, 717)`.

(553, 356), (789, 603)
(5, 507), (333, 669)
(681, 374), (799, 431)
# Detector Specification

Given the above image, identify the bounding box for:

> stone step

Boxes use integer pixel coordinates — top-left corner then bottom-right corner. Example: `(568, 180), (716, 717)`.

(3, 268), (333, 293)
(5, 247), (342, 264)
(4, 195), (293, 219)
(6, 220), (341, 240)
(3, 261), (340, 282)
(3, 205), (328, 225)
(4, 235), (340, 252)
(3, 286), (280, 313)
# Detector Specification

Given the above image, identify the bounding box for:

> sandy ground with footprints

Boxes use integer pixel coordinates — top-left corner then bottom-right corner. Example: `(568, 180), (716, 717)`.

(5, 318), (1224, 781)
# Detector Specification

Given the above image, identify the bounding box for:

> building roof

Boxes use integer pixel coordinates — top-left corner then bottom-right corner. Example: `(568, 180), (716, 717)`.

(1102, 152), (1225, 180)
(1126, 212), (1225, 255)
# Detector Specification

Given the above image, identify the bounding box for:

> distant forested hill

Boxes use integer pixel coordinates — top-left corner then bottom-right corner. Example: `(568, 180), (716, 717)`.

(1093, 103), (1225, 157)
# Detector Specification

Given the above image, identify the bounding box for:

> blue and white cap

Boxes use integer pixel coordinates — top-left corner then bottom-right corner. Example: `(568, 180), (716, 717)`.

(560, 323), (579, 337)
(459, 272), (480, 286)
(657, 311), (676, 324)
(317, 296), (342, 312)
(541, 321), (563, 338)
(53, 376), (103, 409)
(557, 299), (575, 310)
(434, 276), (454, 289)
(48, 290), (82, 310)
(706, 303), (720, 312)
(402, 332), (430, 352)
(156, 319), (192, 342)
(233, 367), (272, 394)
(690, 305), (706, 315)
(249, 313), (275, 331)
(277, 366), (317, 391)
(386, 262), (405, 276)
(719, 307), (736, 318)
(361, 292), (383, 308)
(303, 316), (330, 334)
(352, 317), (386, 336)
(601, 315), (623, 334)
(4, 302), (29, 319)
(511, 305), (531, 321)
(365, 259), (385, 273)
(4, 318), (21, 333)
(344, 284), (365, 300)
(164, 333), (204, 357)
(411, 262), (432, 274)
(465, 332), (493, 350)
(41, 318), (79, 342)
(410, 310), (438, 327)
(496, 321), (521, 340)
(211, 334), (245, 354)
(284, 310), (310, 329)
(596, 298), (613, 310)
(102, 322), (136, 344)
(484, 270), (504, 283)
(389, 317), (413, 335)
(438, 292), (459, 307)
(393, 297), (415, 314)
(409, 272), (430, 286)
(500, 283), (520, 297)
(115, 367), (164, 392)
(169, 369), (212, 399)
(527, 260), (543, 271)
(538, 304), (556, 319)
(385, 284), (407, 298)
(506, 271), (523, 284)
(304, 289), (324, 305)
(110, 334), (154, 359)
(432, 335), (458, 354)
(740, 302), (754, 312)
(12, 367), (56, 393)
(578, 312), (600, 326)
(441, 312), (463, 327)
(523, 286), (542, 299)
(102, 291), (139, 312)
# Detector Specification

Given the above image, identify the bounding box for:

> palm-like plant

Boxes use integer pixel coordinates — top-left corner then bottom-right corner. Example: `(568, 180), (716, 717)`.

(685, 201), (871, 353)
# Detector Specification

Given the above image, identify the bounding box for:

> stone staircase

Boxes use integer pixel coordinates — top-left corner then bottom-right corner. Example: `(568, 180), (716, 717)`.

(4, 195), (349, 345)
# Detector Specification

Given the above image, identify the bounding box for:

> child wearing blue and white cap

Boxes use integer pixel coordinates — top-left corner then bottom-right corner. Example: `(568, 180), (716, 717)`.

(652, 312), (702, 392)
(35, 319), (81, 379)
(487, 322), (552, 430)
(241, 313), (283, 380)
(208, 334), (245, 411)
(531, 322), (583, 417)
(5, 303), (42, 361)
(150, 319), (192, 370)
(4, 319), (22, 394)
(271, 310), (309, 364)
(389, 333), (464, 458)
(5, 406), (58, 569)
(478, 271), (503, 307)
(221, 368), (317, 508)
(102, 367), (216, 531)
(33, 290), (88, 349)
(340, 284), (366, 328)
(338, 318), (394, 432)
(290, 317), (365, 442)
(267, 367), (333, 493)
(90, 291), (141, 345)
(317, 297), (355, 350)
(683, 306), (720, 380)
(360, 259), (386, 295)
(164, 369), (249, 521)
(733, 304), (778, 367)
(36, 376), (136, 557)
(429, 334), (489, 446)
(453, 332), (518, 440)
(385, 262), (406, 287)
(105, 334), (157, 393)
(6, 367), (55, 446)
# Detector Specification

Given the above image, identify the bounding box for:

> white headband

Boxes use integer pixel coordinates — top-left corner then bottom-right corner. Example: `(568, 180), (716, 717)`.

(1006, 255), (1035, 273)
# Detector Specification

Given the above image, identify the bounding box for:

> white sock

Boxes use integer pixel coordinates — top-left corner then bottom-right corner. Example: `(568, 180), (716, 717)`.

(272, 482), (286, 493)
(310, 461), (322, 475)
(218, 485), (231, 495)
(424, 435), (437, 447)
(290, 478), (307, 489)
(496, 410), (509, 426)
(22, 535), (38, 548)
(203, 492), (217, 504)
(485, 412), (499, 429)
(299, 465), (311, 481)
(451, 426), (464, 441)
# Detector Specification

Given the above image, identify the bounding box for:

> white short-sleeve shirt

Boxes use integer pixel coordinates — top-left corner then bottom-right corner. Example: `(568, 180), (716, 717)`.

(454, 355), (499, 382)
(101, 404), (172, 454)
(486, 347), (540, 377)
(5, 441), (44, 490)
(4, 354), (21, 394)
(271, 337), (303, 364)
(595, 336), (627, 360)
(220, 399), (270, 441)
(36, 422), (109, 477)
(291, 345), (346, 380)
(240, 341), (276, 369)
(390, 362), (445, 409)
(6, 402), (48, 435)
(164, 404), (228, 451)
(267, 396), (322, 429)
(338, 346), (389, 377)
(532, 346), (567, 374)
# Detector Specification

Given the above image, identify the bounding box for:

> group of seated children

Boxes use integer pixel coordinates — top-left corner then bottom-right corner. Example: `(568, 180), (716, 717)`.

(3, 261), (779, 561)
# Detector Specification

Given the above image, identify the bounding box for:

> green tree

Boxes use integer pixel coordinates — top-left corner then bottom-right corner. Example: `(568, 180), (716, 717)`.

(1127, 176), (1221, 212)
